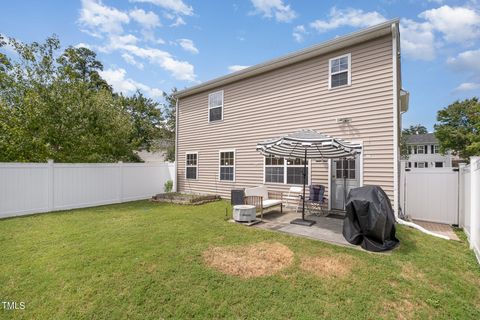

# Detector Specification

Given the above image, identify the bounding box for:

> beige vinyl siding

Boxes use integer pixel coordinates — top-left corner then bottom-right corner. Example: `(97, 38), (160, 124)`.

(177, 35), (394, 200)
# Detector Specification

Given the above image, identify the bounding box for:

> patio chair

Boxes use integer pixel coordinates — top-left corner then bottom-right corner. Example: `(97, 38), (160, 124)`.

(244, 185), (283, 220)
(305, 184), (327, 217)
(284, 186), (302, 213)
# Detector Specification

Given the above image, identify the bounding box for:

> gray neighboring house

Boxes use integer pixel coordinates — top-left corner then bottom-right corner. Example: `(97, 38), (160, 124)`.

(403, 133), (458, 168)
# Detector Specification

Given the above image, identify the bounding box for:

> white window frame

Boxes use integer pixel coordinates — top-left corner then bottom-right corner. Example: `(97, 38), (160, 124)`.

(416, 145), (424, 154)
(263, 156), (286, 185)
(328, 53), (351, 90)
(208, 90), (224, 122)
(433, 145), (439, 154)
(263, 156), (310, 185)
(185, 152), (198, 180)
(219, 149), (235, 182)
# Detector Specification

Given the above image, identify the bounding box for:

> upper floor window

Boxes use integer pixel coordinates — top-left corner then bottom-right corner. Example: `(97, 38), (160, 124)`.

(208, 91), (223, 122)
(185, 152), (198, 179)
(416, 145), (424, 154)
(329, 53), (351, 89)
(219, 150), (235, 181)
(433, 145), (439, 154)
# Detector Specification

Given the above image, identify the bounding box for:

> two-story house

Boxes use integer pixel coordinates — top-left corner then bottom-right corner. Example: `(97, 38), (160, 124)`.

(404, 133), (458, 168)
(173, 19), (409, 214)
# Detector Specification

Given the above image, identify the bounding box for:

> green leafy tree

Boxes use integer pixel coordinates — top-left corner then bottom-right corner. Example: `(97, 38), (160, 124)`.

(161, 88), (177, 162)
(0, 35), (151, 162)
(400, 124), (428, 159)
(435, 98), (480, 159)
(120, 91), (164, 152)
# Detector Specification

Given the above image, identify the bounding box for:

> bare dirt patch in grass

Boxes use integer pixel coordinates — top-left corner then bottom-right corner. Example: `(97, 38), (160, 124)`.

(380, 298), (424, 320)
(300, 255), (356, 279)
(202, 242), (294, 278)
(401, 262), (425, 281)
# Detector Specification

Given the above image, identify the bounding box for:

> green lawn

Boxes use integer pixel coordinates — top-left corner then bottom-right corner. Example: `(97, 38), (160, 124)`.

(0, 200), (479, 319)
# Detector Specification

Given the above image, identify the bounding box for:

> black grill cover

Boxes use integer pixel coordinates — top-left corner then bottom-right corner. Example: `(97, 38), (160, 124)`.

(342, 185), (399, 252)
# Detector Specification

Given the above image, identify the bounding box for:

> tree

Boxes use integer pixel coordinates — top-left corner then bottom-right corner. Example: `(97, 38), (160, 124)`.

(161, 88), (177, 162)
(400, 124), (428, 159)
(120, 91), (164, 152)
(0, 35), (146, 162)
(435, 98), (480, 159)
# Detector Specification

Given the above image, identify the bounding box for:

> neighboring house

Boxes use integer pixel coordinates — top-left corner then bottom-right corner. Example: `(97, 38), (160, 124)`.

(403, 133), (458, 168)
(136, 149), (168, 163)
(136, 139), (173, 163)
(173, 19), (409, 214)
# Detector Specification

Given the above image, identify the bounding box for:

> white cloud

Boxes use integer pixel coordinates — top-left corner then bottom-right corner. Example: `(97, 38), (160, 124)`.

(447, 49), (480, 73)
(130, 8), (161, 29)
(454, 82), (480, 91)
(400, 19), (436, 61)
(74, 42), (92, 49)
(292, 25), (307, 42)
(228, 65), (250, 72)
(99, 67), (163, 98)
(420, 5), (480, 44)
(131, 0), (193, 16)
(115, 43), (196, 81)
(78, 0), (130, 35)
(177, 38), (198, 54)
(170, 16), (186, 27)
(250, 0), (297, 23)
(122, 53), (144, 69)
(309, 7), (387, 32)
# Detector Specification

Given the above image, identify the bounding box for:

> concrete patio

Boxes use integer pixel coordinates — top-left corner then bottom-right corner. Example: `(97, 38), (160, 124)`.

(251, 209), (355, 247)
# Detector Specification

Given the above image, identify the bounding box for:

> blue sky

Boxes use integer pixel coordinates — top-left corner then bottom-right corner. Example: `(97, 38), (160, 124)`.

(1, 0), (480, 130)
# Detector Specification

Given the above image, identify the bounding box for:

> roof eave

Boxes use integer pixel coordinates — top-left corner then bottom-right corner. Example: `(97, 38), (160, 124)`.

(174, 19), (400, 99)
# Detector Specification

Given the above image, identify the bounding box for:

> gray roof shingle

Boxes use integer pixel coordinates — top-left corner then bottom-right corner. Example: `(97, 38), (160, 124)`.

(405, 133), (438, 144)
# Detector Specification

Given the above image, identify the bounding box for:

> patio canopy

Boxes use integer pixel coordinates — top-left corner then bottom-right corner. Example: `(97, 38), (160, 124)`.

(256, 129), (362, 160)
(256, 129), (362, 226)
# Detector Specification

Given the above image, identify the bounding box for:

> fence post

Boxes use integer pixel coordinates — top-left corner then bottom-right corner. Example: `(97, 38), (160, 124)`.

(118, 161), (124, 203)
(47, 159), (54, 211)
(470, 157), (480, 250)
(458, 163), (466, 228)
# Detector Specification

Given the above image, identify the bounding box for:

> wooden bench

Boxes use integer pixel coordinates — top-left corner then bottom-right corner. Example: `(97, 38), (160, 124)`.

(244, 185), (283, 220)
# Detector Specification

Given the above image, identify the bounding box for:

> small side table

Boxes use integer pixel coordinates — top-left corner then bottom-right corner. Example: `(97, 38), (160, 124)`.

(233, 204), (256, 222)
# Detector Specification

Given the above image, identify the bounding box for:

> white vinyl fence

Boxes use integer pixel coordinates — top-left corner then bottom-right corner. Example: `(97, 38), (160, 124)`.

(0, 161), (175, 218)
(459, 157), (480, 262)
(401, 167), (459, 224)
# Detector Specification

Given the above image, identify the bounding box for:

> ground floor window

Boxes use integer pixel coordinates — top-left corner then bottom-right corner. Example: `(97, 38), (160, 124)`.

(219, 150), (235, 181)
(264, 156), (309, 185)
(435, 162), (443, 168)
(185, 152), (198, 179)
(265, 155), (284, 183)
(416, 162), (428, 168)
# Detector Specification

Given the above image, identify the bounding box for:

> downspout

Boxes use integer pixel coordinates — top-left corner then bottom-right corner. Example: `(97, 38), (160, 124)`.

(391, 22), (400, 218)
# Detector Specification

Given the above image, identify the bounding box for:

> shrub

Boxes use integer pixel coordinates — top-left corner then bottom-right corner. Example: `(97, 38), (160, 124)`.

(164, 180), (173, 193)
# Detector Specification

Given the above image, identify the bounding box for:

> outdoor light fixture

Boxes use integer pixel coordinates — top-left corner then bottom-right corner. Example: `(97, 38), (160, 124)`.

(336, 117), (351, 124)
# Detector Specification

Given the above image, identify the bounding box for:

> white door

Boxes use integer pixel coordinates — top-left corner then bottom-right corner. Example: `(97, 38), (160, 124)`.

(331, 158), (360, 210)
